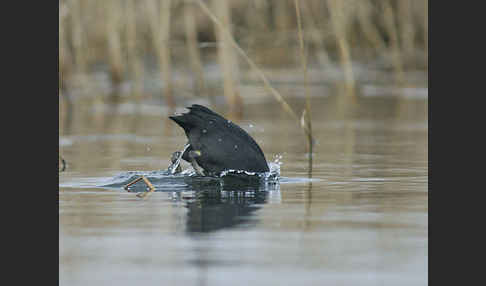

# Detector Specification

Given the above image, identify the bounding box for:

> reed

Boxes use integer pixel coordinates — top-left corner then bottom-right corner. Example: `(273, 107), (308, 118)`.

(294, 0), (314, 177)
(211, 0), (242, 117)
(356, 1), (385, 56)
(274, 0), (292, 43)
(160, 0), (174, 107)
(398, 0), (415, 58)
(327, 0), (355, 97)
(69, 0), (87, 80)
(195, 0), (320, 167)
(146, 0), (175, 108)
(195, 0), (300, 121)
(59, 1), (71, 92)
(105, 0), (124, 85)
(59, 0), (428, 101)
(382, 0), (405, 85)
(125, 0), (144, 98)
(298, 0), (331, 67)
(246, 0), (269, 35)
(184, 1), (207, 97)
(424, 0), (428, 68)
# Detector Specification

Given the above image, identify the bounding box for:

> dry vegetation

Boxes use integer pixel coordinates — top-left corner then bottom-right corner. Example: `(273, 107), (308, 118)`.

(59, 0), (428, 101)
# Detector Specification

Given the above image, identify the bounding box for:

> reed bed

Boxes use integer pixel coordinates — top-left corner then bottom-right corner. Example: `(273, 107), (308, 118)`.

(59, 0), (428, 98)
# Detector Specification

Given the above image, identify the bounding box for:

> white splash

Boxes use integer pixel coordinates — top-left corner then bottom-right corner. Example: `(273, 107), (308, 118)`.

(168, 143), (191, 175)
(217, 154), (282, 182)
(219, 169), (256, 177)
(273, 154), (283, 166)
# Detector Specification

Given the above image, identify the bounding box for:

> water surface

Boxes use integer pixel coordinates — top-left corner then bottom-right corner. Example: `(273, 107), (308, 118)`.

(59, 92), (428, 286)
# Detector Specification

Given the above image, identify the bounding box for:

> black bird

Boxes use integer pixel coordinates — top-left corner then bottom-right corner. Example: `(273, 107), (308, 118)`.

(169, 104), (269, 176)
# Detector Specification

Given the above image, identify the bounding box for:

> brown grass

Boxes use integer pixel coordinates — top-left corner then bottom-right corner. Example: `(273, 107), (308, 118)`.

(59, 0), (428, 103)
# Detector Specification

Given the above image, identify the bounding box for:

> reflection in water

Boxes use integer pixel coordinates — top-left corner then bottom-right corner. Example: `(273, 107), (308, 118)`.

(59, 89), (73, 135)
(184, 189), (268, 233)
(102, 168), (280, 234)
(165, 175), (280, 234)
(179, 183), (279, 286)
(304, 182), (313, 230)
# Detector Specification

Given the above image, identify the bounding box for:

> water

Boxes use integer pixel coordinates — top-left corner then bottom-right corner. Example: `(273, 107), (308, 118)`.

(59, 92), (428, 285)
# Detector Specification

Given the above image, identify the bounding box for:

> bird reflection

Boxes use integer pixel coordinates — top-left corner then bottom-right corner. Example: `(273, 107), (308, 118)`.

(103, 160), (280, 234)
(168, 176), (280, 234)
(185, 189), (268, 233)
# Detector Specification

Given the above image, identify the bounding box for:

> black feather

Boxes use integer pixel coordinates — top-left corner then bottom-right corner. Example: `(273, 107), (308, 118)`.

(169, 104), (269, 175)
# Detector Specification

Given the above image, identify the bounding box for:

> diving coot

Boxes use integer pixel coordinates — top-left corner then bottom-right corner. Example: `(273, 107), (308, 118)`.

(169, 104), (269, 176)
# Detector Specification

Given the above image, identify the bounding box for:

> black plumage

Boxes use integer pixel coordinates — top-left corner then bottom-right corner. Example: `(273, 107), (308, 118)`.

(169, 104), (269, 176)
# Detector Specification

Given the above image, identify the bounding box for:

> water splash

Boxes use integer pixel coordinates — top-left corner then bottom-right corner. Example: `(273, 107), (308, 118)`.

(218, 154), (282, 182)
(168, 143), (191, 175)
(273, 154), (283, 166)
(95, 152), (292, 193)
(219, 169), (257, 177)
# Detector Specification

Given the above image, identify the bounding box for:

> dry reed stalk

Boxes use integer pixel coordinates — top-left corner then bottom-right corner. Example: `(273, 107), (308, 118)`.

(424, 0), (428, 68)
(211, 0), (241, 117)
(146, 0), (175, 108)
(383, 0), (405, 85)
(60, 0), (427, 99)
(70, 0), (87, 76)
(294, 0), (314, 176)
(298, 0), (331, 67)
(342, 116), (356, 180)
(356, 1), (385, 54)
(248, 0), (269, 33)
(125, 0), (144, 98)
(59, 1), (71, 93)
(195, 0), (301, 125)
(59, 18), (67, 93)
(327, 0), (355, 97)
(274, 0), (292, 42)
(160, 0), (175, 108)
(106, 0), (125, 84)
(398, 0), (415, 59)
(184, 2), (207, 97)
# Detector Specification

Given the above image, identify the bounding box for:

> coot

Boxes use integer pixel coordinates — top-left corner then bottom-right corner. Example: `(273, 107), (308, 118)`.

(169, 104), (269, 176)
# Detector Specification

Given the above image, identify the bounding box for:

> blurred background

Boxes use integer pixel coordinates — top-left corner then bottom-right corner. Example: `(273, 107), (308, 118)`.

(59, 0), (427, 115)
(59, 1), (428, 285)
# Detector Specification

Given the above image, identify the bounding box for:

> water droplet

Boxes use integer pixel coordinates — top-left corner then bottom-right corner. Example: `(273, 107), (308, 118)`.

(218, 138), (222, 142)
(202, 129), (207, 133)
(234, 145), (238, 149)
